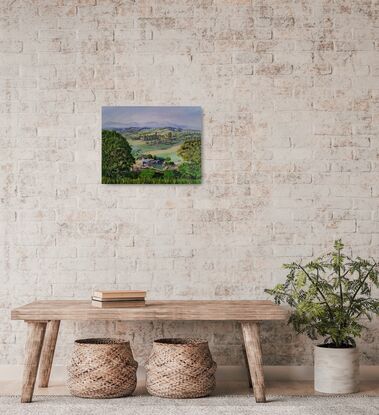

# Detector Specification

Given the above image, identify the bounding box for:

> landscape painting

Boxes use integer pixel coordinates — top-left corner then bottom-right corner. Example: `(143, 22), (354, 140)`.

(102, 106), (202, 184)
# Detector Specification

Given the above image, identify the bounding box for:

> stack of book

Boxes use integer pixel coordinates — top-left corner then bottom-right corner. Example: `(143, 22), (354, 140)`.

(91, 290), (146, 308)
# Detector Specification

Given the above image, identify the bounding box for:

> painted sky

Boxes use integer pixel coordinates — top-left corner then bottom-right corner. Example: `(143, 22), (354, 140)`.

(102, 106), (202, 130)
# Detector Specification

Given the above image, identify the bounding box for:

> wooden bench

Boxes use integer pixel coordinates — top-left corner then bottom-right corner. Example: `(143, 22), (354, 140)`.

(11, 300), (287, 403)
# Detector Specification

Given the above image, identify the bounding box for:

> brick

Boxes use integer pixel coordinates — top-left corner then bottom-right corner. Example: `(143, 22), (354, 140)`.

(0, 41), (23, 53)
(255, 63), (293, 76)
(273, 245), (313, 257)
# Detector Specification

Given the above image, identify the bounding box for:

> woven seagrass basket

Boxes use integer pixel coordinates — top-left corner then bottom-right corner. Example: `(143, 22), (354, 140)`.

(146, 338), (217, 399)
(67, 338), (138, 399)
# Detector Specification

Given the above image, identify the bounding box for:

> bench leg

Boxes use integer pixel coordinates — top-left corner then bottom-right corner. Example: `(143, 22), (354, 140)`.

(242, 344), (253, 389)
(38, 320), (60, 388)
(241, 322), (266, 403)
(21, 321), (47, 403)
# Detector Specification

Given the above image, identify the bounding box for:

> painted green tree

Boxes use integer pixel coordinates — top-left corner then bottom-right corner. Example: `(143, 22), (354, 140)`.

(178, 138), (201, 164)
(102, 130), (135, 181)
(178, 138), (201, 180)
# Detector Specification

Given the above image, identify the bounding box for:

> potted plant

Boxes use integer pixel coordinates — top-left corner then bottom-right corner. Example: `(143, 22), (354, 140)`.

(265, 240), (378, 394)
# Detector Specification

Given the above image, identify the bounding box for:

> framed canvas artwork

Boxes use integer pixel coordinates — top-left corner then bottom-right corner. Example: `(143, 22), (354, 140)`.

(102, 106), (202, 184)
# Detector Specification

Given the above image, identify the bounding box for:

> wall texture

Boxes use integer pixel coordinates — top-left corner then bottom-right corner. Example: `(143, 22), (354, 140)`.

(1, 0), (378, 367)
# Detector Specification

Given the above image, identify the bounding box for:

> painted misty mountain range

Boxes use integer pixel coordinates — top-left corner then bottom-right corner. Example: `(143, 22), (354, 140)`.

(103, 121), (198, 131)
(102, 106), (202, 184)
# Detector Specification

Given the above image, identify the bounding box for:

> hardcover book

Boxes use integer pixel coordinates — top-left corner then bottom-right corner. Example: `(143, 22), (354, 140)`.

(93, 290), (146, 300)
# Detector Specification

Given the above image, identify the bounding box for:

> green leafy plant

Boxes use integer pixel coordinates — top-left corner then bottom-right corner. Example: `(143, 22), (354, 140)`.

(265, 240), (379, 348)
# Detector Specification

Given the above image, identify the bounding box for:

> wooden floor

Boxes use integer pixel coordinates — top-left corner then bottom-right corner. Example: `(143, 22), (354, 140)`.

(1, 380), (378, 397)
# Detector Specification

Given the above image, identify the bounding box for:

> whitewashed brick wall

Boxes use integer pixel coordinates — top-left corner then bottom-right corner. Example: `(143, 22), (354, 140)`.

(1, 0), (378, 366)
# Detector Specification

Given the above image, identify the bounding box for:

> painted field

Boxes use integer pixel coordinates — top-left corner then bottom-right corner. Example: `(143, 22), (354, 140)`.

(126, 138), (184, 163)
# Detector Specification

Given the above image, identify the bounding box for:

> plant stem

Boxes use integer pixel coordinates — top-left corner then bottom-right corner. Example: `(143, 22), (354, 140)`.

(298, 264), (335, 320)
(337, 248), (343, 310)
(347, 262), (377, 316)
(337, 247), (344, 342)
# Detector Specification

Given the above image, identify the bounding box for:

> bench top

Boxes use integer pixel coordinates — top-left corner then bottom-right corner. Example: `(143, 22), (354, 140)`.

(11, 300), (288, 321)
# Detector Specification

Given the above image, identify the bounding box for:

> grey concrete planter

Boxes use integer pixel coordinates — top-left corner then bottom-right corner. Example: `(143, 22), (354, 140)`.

(314, 345), (359, 394)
